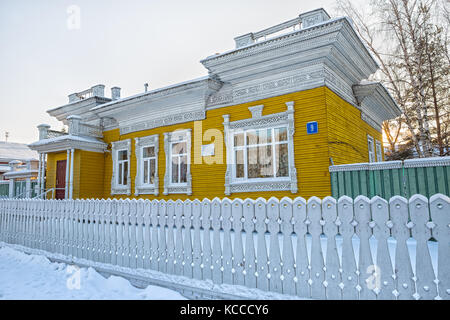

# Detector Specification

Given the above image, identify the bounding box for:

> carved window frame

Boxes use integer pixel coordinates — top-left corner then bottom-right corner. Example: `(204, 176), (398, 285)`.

(163, 129), (192, 195)
(135, 134), (159, 196)
(111, 139), (131, 196)
(223, 102), (298, 195)
(375, 140), (383, 162)
(367, 135), (375, 163)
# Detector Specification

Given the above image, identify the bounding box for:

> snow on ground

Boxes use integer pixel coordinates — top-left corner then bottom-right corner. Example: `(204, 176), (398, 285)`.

(0, 246), (186, 300)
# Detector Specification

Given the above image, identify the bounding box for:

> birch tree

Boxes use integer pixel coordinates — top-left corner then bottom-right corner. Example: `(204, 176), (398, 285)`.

(336, 0), (450, 157)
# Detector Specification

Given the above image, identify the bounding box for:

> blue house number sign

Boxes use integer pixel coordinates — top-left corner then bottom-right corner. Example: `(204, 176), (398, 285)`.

(306, 121), (318, 134)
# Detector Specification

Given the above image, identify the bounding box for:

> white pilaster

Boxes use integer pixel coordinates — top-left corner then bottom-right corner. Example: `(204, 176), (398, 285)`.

(37, 153), (42, 196)
(69, 149), (74, 199)
(65, 149), (70, 199)
(8, 178), (14, 198)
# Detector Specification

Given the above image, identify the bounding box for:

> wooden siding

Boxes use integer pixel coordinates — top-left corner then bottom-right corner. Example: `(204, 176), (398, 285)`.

(79, 150), (105, 199)
(325, 87), (383, 165)
(44, 86), (385, 201)
(103, 87), (332, 200)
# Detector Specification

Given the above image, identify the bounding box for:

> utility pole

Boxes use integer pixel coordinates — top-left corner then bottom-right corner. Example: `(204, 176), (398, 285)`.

(5, 131), (9, 142)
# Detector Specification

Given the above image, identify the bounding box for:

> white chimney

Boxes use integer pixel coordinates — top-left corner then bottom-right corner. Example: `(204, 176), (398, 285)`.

(111, 87), (121, 100)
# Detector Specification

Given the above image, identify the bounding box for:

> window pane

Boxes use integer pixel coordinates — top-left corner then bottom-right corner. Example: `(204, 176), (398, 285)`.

(275, 127), (288, 142)
(143, 146), (155, 158)
(143, 159), (149, 184)
(275, 143), (289, 177)
(247, 145), (273, 178)
(172, 142), (186, 155)
(258, 129), (272, 144)
(150, 159), (155, 184)
(118, 163), (123, 185)
(171, 156), (179, 183)
(180, 155), (187, 183)
(259, 145), (273, 178)
(246, 130), (258, 146)
(234, 133), (244, 147)
(118, 150), (127, 161)
(235, 149), (244, 178)
(123, 162), (128, 185)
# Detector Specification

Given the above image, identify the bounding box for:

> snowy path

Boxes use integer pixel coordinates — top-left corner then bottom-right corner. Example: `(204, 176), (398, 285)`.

(0, 246), (186, 300)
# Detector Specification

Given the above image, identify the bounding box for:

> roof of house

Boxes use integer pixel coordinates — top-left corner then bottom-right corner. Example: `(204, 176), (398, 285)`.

(0, 141), (39, 162)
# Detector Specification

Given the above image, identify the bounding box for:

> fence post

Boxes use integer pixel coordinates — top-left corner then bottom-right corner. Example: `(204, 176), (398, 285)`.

(429, 194), (450, 300)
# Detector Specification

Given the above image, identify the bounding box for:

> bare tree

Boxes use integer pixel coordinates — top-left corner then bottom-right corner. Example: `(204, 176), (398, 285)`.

(336, 0), (450, 157)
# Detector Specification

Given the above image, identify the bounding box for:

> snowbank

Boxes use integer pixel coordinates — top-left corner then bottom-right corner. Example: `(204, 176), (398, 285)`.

(0, 246), (186, 300)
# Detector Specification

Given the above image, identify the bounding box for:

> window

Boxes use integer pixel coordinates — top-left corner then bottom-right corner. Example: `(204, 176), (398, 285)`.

(135, 135), (159, 196)
(232, 127), (289, 180)
(163, 129), (192, 195)
(375, 140), (383, 162)
(143, 146), (156, 184)
(111, 139), (131, 195)
(367, 135), (375, 163)
(171, 140), (188, 184)
(223, 102), (298, 195)
(117, 150), (128, 186)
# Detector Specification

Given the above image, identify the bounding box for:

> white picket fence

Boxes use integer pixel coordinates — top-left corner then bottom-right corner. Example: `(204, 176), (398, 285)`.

(0, 194), (449, 300)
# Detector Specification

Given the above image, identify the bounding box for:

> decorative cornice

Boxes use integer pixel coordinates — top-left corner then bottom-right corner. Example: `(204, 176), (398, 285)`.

(361, 112), (382, 132)
(121, 111), (205, 135)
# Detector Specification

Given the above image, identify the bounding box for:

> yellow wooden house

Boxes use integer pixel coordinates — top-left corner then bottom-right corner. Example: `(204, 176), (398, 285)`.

(29, 8), (401, 201)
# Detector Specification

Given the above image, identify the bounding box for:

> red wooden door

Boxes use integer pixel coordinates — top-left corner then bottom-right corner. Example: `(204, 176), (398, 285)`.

(55, 160), (66, 199)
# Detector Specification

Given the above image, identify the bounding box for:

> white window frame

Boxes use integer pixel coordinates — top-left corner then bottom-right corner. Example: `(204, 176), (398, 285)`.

(223, 102), (298, 195)
(367, 135), (376, 163)
(111, 139), (131, 195)
(135, 134), (159, 196)
(375, 140), (383, 162)
(231, 126), (290, 182)
(163, 129), (192, 195)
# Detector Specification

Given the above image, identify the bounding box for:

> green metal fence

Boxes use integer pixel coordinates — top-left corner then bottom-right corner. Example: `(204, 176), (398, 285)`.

(330, 157), (450, 199)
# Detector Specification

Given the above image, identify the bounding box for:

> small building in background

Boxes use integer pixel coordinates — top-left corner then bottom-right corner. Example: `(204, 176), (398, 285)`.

(0, 141), (39, 198)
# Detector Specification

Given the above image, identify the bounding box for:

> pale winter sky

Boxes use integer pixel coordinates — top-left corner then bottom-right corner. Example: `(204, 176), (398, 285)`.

(0, 0), (353, 144)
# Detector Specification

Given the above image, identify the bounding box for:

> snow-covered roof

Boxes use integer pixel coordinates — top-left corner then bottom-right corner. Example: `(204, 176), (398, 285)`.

(89, 75), (211, 112)
(0, 165), (11, 172)
(28, 134), (103, 147)
(28, 134), (107, 153)
(0, 142), (39, 162)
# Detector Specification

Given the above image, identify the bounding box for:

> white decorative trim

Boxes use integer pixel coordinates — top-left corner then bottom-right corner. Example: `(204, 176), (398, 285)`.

(329, 161), (403, 172)
(134, 135), (159, 196)
(248, 105), (264, 118)
(367, 135), (375, 163)
(163, 129), (192, 195)
(223, 102), (297, 195)
(361, 112), (382, 132)
(121, 111), (205, 135)
(329, 157), (450, 172)
(111, 139), (131, 196)
(404, 156), (450, 168)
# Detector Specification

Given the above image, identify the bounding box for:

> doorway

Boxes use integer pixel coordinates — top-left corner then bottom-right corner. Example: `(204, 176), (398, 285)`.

(56, 160), (66, 199)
